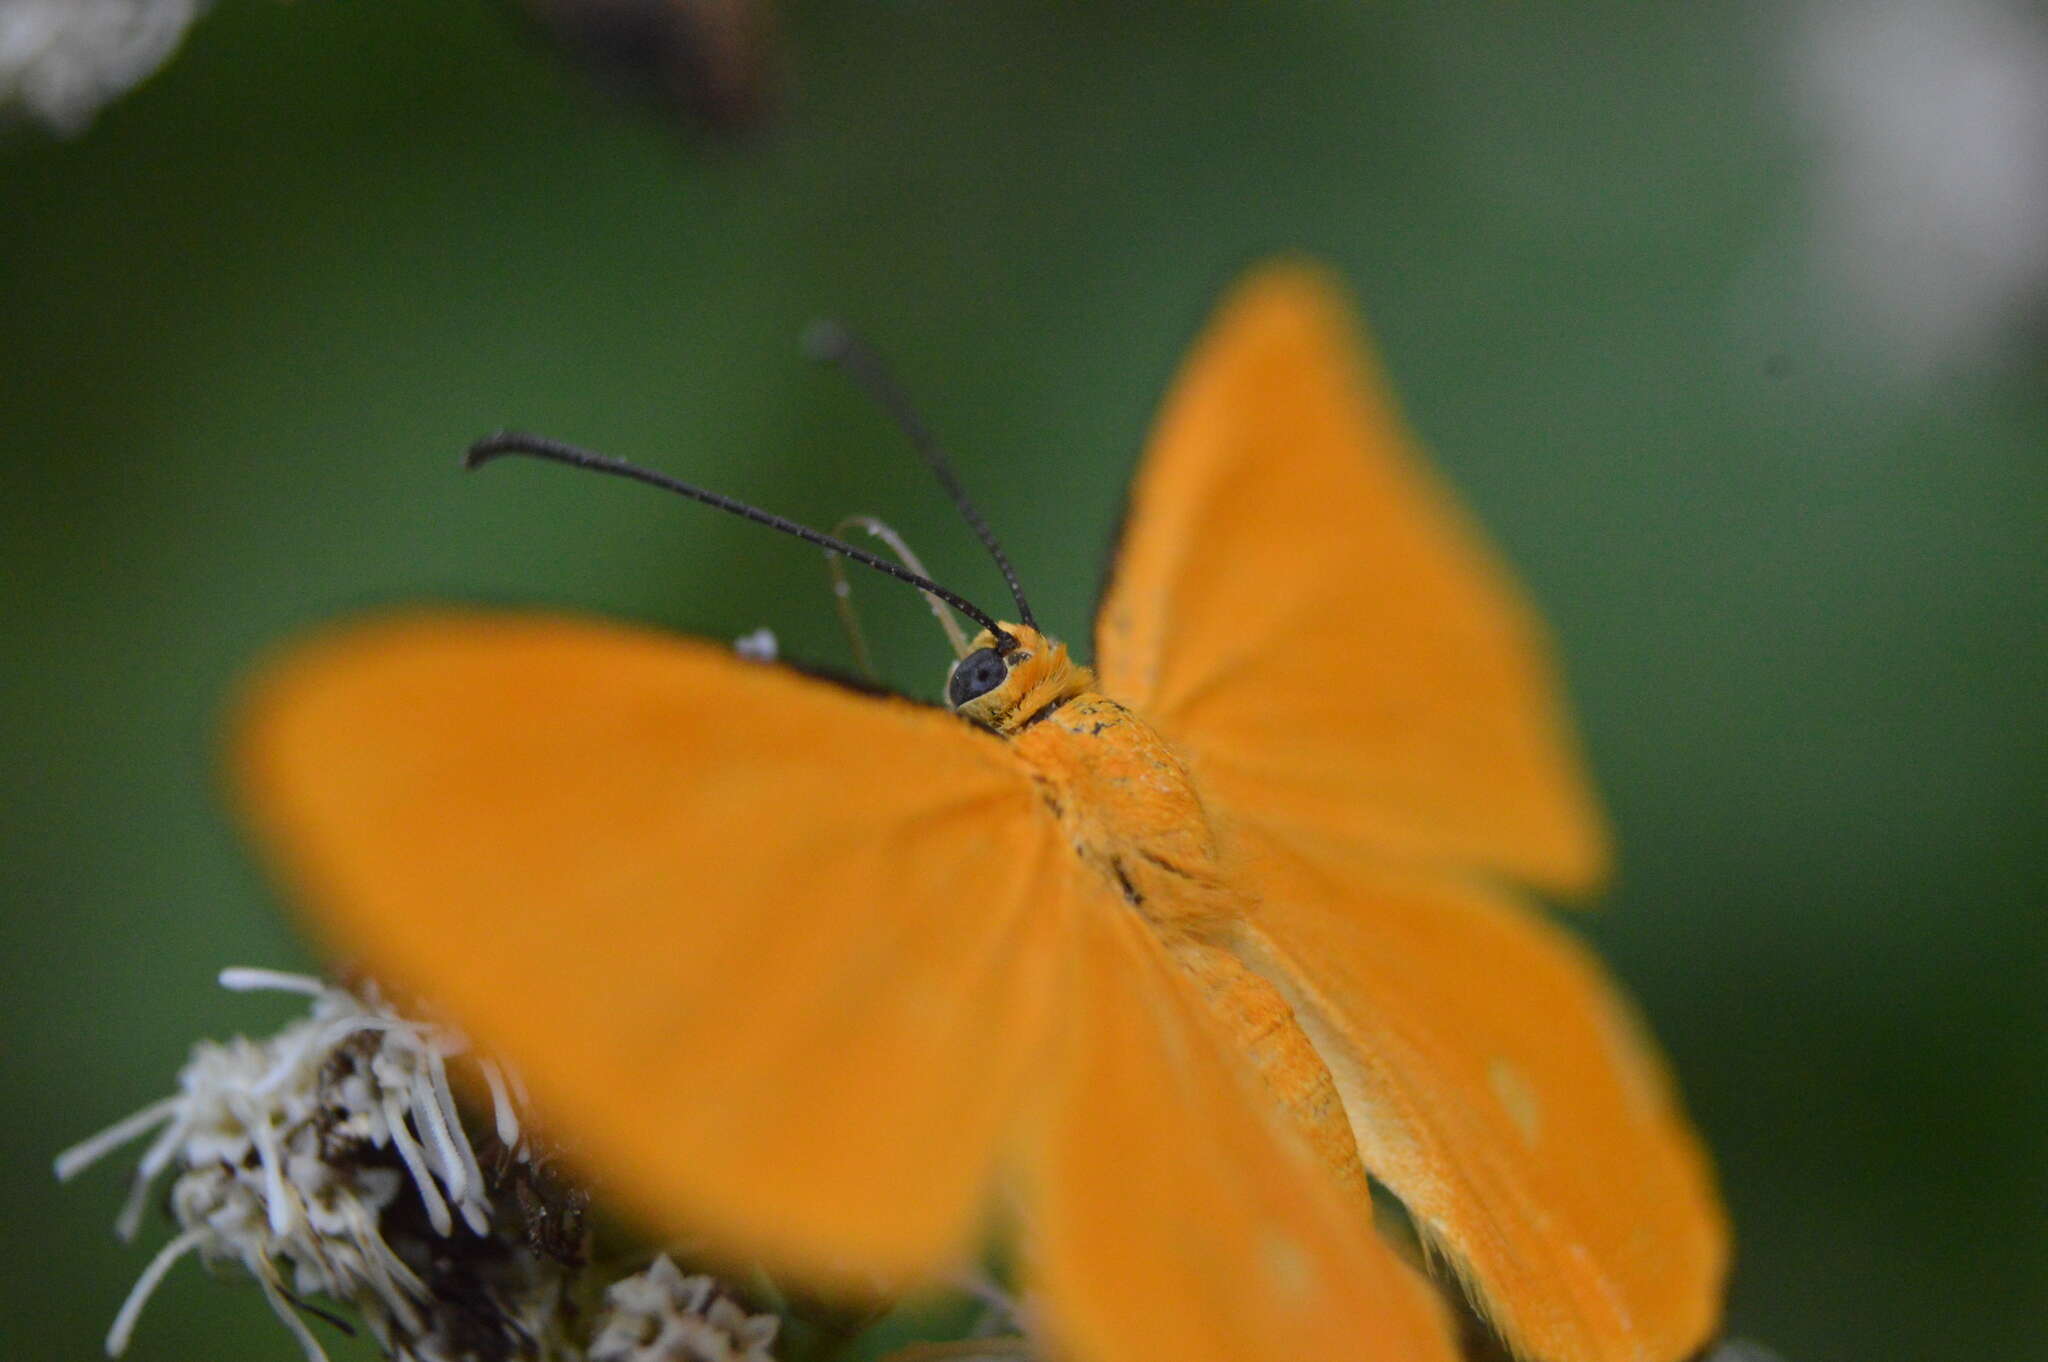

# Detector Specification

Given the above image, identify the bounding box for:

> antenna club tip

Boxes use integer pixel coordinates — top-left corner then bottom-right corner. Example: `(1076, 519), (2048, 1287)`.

(800, 319), (854, 364)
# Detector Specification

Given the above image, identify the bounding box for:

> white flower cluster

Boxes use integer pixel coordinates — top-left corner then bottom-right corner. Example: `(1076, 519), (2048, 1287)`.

(0, 0), (210, 134)
(587, 1256), (778, 1362)
(55, 968), (781, 1362)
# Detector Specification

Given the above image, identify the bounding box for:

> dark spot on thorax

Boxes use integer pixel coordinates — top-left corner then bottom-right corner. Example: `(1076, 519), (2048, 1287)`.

(1109, 857), (1145, 907)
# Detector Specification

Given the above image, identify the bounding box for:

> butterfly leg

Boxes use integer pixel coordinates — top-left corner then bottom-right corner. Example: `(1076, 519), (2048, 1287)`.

(824, 514), (973, 680)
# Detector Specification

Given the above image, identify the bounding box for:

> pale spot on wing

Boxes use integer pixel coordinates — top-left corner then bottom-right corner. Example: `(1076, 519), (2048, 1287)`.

(1488, 1058), (1542, 1145)
(1260, 1228), (1314, 1298)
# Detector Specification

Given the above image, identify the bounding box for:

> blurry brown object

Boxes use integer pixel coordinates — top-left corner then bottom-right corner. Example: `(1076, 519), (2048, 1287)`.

(509, 0), (777, 134)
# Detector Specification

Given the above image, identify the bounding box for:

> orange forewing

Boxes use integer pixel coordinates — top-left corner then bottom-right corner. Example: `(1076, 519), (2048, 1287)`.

(236, 611), (1469, 1362)
(236, 613), (1069, 1289)
(1021, 883), (1459, 1362)
(1096, 262), (1608, 898)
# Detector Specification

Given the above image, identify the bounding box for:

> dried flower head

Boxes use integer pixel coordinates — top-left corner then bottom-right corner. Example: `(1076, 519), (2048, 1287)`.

(55, 968), (582, 1362)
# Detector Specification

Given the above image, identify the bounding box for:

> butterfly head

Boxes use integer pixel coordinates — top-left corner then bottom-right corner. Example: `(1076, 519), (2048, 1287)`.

(947, 624), (1094, 734)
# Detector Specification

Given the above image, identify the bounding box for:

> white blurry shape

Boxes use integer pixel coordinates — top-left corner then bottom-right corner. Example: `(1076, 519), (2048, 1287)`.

(1790, 0), (2048, 382)
(1703, 1344), (1789, 1362)
(0, 0), (210, 135)
(733, 627), (778, 662)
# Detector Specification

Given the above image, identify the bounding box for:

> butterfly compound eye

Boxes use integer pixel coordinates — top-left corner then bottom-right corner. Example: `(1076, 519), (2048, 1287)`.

(948, 648), (1009, 708)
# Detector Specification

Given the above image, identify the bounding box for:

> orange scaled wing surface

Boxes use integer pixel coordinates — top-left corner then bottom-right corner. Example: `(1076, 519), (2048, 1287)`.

(1019, 880), (1460, 1362)
(1242, 830), (1726, 1362)
(235, 612), (1070, 1290)
(1095, 262), (1607, 897)
(1093, 264), (1728, 1361)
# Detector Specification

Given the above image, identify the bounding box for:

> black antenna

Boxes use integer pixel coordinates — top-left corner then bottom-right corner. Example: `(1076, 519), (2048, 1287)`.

(802, 321), (1037, 629)
(464, 432), (1017, 650)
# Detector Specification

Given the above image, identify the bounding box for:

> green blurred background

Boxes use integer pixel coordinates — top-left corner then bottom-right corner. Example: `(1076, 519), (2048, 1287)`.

(4, 3), (2043, 1360)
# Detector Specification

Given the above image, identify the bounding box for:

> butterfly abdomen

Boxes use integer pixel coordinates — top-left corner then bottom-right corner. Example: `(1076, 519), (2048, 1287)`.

(1171, 936), (1376, 1203)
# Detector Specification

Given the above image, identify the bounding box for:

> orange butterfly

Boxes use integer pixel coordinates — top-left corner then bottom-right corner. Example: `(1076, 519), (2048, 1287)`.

(235, 263), (1727, 1362)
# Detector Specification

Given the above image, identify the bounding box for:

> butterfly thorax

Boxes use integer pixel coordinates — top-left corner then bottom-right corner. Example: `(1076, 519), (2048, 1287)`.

(952, 626), (1246, 936)
(1012, 691), (1248, 935)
